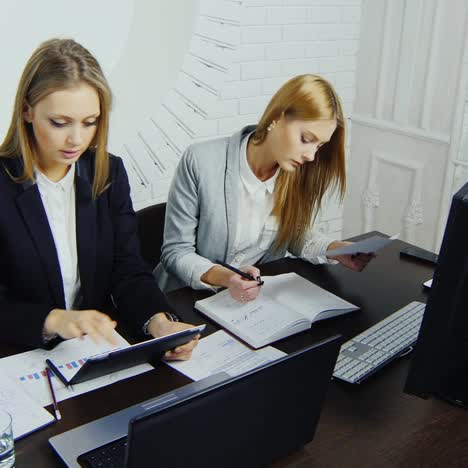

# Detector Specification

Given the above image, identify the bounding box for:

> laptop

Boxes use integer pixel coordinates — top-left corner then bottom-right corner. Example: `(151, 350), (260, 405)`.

(50, 334), (342, 468)
(47, 325), (205, 386)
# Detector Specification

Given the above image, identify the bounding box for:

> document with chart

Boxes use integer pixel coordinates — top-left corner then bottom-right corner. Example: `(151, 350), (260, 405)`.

(195, 272), (359, 348)
(0, 374), (55, 439)
(167, 330), (286, 381)
(0, 332), (153, 407)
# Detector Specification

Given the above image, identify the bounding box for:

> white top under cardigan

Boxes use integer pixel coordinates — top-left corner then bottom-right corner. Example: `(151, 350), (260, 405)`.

(230, 132), (333, 269)
(156, 126), (336, 293)
(35, 164), (81, 310)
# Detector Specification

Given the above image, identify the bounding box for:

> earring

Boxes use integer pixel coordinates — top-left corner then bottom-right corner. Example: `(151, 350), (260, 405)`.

(267, 121), (277, 132)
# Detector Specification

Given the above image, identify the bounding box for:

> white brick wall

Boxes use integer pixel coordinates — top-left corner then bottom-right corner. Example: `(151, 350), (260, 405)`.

(213, 1), (363, 237)
(129, 0), (362, 239)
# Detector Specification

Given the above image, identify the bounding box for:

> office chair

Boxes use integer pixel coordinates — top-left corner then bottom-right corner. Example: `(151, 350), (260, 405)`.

(136, 202), (166, 269)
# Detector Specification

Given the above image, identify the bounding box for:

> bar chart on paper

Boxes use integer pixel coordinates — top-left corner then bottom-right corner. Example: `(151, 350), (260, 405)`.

(18, 358), (88, 382)
(0, 333), (153, 407)
(0, 374), (55, 439)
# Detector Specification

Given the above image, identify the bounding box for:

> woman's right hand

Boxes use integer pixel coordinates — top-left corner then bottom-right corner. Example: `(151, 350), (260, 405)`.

(227, 266), (262, 303)
(44, 309), (119, 345)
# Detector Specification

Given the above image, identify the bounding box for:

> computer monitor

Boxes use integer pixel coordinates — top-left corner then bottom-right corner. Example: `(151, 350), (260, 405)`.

(404, 181), (468, 408)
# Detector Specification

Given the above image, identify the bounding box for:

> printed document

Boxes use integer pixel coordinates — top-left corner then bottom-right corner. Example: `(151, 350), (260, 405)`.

(166, 330), (286, 381)
(0, 332), (153, 407)
(325, 234), (399, 257)
(0, 374), (54, 439)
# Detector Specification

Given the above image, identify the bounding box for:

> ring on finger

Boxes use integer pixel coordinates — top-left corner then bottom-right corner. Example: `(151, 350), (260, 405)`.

(240, 294), (245, 301)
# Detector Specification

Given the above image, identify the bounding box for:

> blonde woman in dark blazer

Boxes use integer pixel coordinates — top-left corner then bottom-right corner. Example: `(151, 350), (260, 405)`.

(0, 38), (198, 358)
(155, 75), (373, 300)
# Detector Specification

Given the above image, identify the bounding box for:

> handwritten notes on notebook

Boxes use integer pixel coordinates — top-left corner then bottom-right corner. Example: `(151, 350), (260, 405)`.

(195, 273), (359, 348)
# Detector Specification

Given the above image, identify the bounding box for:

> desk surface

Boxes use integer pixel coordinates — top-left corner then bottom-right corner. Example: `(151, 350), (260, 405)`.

(6, 233), (468, 467)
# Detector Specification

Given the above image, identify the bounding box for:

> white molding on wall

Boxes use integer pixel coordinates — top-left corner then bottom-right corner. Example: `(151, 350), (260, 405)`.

(352, 114), (450, 144)
(436, 13), (468, 248)
(362, 150), (425, 244)
(393, 0), (423, 124)
(453, 161), (468, 191)
(420, 0), (442, 130)
(347, 0), (468, 251)
(374, 0), (391, 120)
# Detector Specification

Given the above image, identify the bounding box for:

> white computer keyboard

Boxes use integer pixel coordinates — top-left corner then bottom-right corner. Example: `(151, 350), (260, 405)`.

(333, 301), (426, 384)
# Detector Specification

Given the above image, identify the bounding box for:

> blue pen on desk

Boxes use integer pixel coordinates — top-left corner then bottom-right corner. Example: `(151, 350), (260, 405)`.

(45, 358), (69, 388)
(215, 259), (264, 286)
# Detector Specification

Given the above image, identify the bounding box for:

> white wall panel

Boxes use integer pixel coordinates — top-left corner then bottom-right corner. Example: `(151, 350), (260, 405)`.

(346, 0), (468, 250)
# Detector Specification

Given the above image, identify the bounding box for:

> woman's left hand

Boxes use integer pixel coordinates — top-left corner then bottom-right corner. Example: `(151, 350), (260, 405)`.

(147, 313), (200, 361)
(326, 241), (375, 272)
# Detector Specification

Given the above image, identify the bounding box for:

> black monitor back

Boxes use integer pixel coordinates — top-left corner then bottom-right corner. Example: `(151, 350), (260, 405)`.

(126, 335), (342, 468)
(405, 181), (468, 406)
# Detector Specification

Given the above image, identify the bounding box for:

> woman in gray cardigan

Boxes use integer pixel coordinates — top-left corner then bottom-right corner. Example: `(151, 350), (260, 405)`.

(154, 75), (373, 299)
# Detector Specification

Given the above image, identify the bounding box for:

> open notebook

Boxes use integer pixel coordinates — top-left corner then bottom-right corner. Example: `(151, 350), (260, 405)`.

(195, 272), (359, 348)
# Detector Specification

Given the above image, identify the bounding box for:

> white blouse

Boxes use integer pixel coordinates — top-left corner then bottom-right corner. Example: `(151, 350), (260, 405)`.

(196, 132), (335, 288)
(232, 132), (333, 268)
(230, 133), (280, 268)
(35, 165), (81, 310)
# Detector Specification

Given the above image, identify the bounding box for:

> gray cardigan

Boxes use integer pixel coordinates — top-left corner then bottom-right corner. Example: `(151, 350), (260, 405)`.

(154, 126), (334, 292)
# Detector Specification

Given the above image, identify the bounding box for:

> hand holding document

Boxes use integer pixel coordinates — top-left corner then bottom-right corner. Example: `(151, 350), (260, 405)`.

(166, 330), (286, 381)
(325, 234), (399, 257)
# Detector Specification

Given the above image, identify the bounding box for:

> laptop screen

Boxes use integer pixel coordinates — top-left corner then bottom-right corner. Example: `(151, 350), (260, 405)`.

(126, 336), (341, 467)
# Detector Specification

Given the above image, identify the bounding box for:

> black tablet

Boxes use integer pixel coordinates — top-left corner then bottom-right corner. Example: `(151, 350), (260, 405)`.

(46, 325), (205, 386)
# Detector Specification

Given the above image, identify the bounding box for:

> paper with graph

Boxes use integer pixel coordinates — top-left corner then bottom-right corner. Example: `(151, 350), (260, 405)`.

(0, 332), (153, 407)
(0, 374), (55, 439)
(167, 330), (286, 381)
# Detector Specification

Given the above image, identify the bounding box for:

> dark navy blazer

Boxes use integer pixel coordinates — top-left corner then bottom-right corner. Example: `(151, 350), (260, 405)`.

(0, 151), (170, 348)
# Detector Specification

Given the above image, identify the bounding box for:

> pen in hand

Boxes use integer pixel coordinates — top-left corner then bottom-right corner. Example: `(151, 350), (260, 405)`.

(215, 259), (264, 286)
(45, 366), (62, 421)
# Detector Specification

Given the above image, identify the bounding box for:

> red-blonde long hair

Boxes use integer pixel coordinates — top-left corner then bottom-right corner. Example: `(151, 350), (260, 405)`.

(251, 74), (346, 251)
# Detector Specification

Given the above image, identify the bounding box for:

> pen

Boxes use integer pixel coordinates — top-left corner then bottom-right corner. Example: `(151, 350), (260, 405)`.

(215, 259), (264, 286)
(45, 358), (69, 388)
(45, 366), (62, 420)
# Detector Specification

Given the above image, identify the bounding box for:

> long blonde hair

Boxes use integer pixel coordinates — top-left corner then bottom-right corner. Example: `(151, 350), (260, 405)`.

(251, 74), (346, 251)
(0, 38), (112, 197)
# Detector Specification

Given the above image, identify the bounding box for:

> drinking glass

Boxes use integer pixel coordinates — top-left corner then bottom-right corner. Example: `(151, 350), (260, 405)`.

(0, 410), (14, 468)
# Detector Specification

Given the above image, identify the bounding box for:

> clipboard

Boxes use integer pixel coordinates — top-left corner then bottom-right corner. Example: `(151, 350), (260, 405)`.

(46, 325), (205, 386)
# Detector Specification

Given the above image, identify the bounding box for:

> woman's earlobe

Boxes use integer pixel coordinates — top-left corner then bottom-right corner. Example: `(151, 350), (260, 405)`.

(23, 103), (33, 123)
(267, 120), (278, 132)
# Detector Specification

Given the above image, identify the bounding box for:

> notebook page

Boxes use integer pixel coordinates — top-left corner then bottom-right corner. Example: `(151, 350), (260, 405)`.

(197, 290), (307, 347)
(263, 273), (358, 322)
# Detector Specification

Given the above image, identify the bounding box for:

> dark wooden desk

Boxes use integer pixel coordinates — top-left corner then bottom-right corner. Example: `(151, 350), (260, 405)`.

(8, 234), (468, 467)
